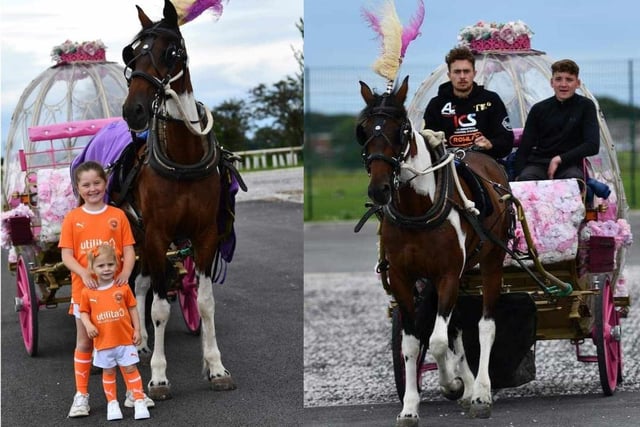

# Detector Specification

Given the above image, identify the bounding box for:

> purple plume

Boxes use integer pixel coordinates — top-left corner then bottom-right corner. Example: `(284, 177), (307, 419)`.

(400, 0), (425, 57)
(182, 0), (226, 24)
(361, 7), (383, 39)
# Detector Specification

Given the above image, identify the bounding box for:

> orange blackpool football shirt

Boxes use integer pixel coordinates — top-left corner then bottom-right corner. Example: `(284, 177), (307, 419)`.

(58, 205), (135, 304)
(79, 283), (137, 350)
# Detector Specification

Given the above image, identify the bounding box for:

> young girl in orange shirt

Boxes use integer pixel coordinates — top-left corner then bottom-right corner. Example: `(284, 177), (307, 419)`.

(80, 244), (149, 420)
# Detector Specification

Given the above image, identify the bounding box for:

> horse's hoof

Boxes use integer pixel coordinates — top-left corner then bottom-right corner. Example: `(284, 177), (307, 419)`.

(468, 402), (492, 419)
(396, 414), (419, 427)
(209, 375), (237, 391)
(148, 384), (172, 400)
(457, 397), (471, 411)
(441, 377), (464, 401)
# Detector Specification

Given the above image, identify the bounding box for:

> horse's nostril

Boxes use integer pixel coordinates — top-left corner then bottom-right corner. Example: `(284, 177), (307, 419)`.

(368, 183), (392, 205)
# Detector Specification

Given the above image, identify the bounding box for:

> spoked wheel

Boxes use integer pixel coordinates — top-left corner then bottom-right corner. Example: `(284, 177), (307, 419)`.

(15, 248), (40, 356)
(391, 306), (428, 402)
(593, 278), (622, 395)
(178, 256), (201, 335)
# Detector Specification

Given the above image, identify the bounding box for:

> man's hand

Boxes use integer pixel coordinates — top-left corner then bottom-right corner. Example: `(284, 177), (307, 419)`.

(547, 155), (562, 179)
(474, 135), (493, 150)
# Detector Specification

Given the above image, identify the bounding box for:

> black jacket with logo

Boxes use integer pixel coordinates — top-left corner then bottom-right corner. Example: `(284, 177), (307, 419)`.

(423, 81), (514, 159)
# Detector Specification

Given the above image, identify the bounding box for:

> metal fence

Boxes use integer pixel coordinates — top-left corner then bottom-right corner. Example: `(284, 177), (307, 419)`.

(235, 146), (302, 170)
(305, 58), (639, 116)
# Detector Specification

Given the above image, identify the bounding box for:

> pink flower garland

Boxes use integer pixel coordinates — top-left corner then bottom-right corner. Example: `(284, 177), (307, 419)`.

(36, 169), (77, 243)
(505, 180), (584, 266)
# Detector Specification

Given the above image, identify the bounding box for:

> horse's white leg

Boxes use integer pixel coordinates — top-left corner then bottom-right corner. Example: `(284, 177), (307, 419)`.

(148, 293), (172, 400)
(197, 273), (235, 390)
(430, 314), (463, 399)
(452, 331), (475, 410)
(134, 274), (152, 359)
(469, 317), (495, 418)
(397, 332), (420, 426)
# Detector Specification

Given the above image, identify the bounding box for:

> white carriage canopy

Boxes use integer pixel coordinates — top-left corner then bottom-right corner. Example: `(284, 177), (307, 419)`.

(2, 40), (127, 208)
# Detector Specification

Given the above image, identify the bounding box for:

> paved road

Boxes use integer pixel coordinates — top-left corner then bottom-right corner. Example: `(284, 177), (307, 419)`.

(304, 211), (640, 426)
(2, 199), (303, 426)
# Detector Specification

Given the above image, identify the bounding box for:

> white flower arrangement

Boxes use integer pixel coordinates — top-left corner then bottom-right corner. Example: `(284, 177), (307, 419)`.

(50, 39), (106, 63)
(457, 20), (533, 47)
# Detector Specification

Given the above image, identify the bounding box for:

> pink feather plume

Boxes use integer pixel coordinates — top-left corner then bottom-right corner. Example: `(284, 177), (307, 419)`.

(173, 0), (228, 26)
(361, 8), (383, 39)
(400, 0), (425, 58)
(362, 0), (425, 59)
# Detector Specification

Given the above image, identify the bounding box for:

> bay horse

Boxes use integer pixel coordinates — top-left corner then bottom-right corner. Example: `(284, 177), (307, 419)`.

(356, 76), (512, 425)
(119, 0), (235, 398)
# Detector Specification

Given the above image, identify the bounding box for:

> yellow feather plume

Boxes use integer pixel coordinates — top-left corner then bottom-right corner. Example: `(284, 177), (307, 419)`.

(371, 0), (403, 82)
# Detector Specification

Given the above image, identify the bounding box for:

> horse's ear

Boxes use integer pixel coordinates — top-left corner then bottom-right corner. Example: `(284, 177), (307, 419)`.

(395, 76), (409, 105)
(136, 5), (153, 29)
(163, 0), (179, 27)
(360, 81), (375, 105)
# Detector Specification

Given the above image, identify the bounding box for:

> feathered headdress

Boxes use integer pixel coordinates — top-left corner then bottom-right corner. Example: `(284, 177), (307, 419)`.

(361, 0), (424, 91)
(171, 0), (228, 26)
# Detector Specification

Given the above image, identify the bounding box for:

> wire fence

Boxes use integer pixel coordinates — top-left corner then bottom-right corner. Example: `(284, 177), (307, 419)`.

(305, 58), (639, 116)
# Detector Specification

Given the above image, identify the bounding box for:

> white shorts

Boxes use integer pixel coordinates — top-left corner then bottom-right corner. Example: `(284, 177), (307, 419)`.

(93, 344), (140, 369)
(72, 302), (81, 319)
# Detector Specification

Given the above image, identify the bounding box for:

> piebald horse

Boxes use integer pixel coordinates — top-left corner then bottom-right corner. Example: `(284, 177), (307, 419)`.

(120, 0), (235, 398)
(356, 76), (511, 425)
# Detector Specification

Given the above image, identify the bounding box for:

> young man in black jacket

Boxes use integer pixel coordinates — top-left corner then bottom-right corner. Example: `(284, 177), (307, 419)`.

(514, 59), (599, 180)
(423, 47), (514, 159)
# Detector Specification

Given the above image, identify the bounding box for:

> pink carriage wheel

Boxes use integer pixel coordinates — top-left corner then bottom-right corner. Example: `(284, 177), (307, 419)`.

(391, 306), (428, 402)
(15, 250), (39, 356)
(178, 256), (201, 335)
(593, 278), (622, 395)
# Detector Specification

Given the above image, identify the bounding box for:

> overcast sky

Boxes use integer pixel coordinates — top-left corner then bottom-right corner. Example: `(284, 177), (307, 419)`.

(0, 0), (303, 144)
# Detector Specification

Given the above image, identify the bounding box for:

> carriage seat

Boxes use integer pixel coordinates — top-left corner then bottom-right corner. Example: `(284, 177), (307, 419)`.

(504, 178), (585, 267)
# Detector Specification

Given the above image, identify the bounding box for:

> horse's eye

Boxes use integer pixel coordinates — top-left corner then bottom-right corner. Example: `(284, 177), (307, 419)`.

(164, 46), (177, 67)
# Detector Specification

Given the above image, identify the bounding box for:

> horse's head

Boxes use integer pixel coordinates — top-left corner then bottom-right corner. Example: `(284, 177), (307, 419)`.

(356, 76), (412, 205)
(122, 0), (190, 132)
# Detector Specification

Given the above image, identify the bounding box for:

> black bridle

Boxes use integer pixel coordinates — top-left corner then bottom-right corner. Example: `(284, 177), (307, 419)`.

(122, 23), (187, 93)
(356, 102), (413, 177)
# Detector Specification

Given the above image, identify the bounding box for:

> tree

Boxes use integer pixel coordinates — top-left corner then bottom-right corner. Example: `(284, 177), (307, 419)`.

(248, 19), (303, 148)
(211, 98), (250, 151)
(250, 76), (303, 148)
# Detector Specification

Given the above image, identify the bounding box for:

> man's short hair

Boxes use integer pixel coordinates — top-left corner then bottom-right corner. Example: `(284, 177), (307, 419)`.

(551, 59), (580, 76)
(445, 47), (475, 70)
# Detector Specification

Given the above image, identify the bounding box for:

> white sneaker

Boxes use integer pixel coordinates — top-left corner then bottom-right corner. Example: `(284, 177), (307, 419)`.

(107, 400), (123, 421)
(124, 391), (155, 408)
(68, 392), (90, 418)
(134, 399), (150, 420)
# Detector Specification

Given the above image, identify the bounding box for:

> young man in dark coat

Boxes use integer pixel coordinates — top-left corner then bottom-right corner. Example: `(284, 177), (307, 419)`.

(423, 47), (514, 159)
(514, 59), (600, 180)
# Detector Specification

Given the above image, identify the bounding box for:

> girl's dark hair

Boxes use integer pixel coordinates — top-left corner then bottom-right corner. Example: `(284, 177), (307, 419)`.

(73, 161), (107, 206)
